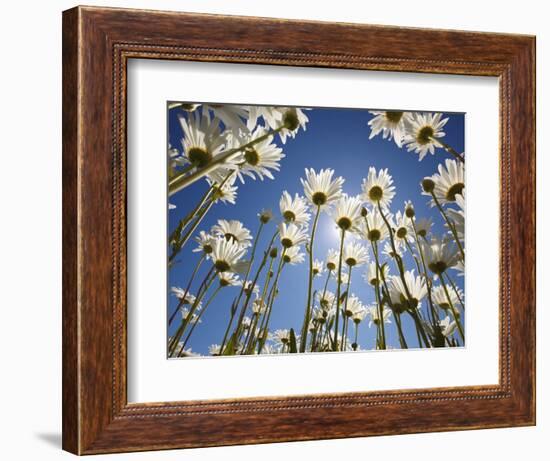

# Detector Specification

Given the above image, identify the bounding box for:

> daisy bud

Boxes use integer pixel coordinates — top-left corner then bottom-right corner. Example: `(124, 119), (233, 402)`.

(405, 205), (415, 218)
(282, 108), (300, 131)
(361, 206), (368, 217)
(422, 178), (435, 193)
(269, 247), (278, 258)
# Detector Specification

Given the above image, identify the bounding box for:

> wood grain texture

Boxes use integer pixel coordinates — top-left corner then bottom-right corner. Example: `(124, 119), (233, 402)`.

(62, 5), (536, 455)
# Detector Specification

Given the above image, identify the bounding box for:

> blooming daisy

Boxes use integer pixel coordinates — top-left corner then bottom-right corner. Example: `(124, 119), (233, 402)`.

(432, 284), (464, 311)
(357, 207), (390, 242)
(404, 112), (449, 160)
(209, 237), (248, 273)
(343, 242), (369, 268)
(367, 305), (392, 328)
(202, 104), (250, 132)
(252, 298), (267, 315)
(279, 191), (311, 226)
(362, 167), (396, 209)
(317, 290), (336, 310)
(447, 193), (465, 240)
(301, 168), (345, 207)
(179, 111), (227, 169)
(414, 217), (433, 238)
(211, 219), (253, 248)
(279, 222), (309, 248)
(209, 344), (222, 356)
(394, 210), (414, 242)
(331, 194), (364, 231)
(439, 316), (457, 338)
(343, 294), (366, 318)
(383, 239), (405, 259)
(312, 259), (325, 277)
(208, 171), (238, 205)
(368, 111), (411, 147)
(217, 271), (240, 287)
(387, 270), (427, 312)
(170, 287), (196, 305)
(422, 236), (460, 275)
(283, 245), (305, 265)
(247, 106), (309, 143)
(193, 230), (216, 255)
(325, 248), (340, 271)
(269, 329), (291, 346)
(238, 280), (260, 297)
(230, 127), (286, 181)
(363, 261), (390, 286)
(426, 159), (465, 205)
(181, 308), (202, 325)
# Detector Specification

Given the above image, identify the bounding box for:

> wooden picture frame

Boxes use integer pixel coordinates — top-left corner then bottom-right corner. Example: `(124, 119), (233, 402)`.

(62, 5), (536, 455)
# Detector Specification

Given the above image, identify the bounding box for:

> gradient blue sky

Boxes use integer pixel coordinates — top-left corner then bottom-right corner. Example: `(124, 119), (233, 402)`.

(167, 105), (465, 356)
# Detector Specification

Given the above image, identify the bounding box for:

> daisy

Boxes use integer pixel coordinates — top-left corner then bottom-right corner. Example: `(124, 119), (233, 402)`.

(414, 217), (433, 238)
(258, 208), (273, 224)
(193, 230), (215, 255)
(383, 240), (405, 258)
(279, 191), (311, 226)
(432, 284), (464, 311)
(447, 193), (465, 240)
(269, 329), (291, 346)
(331, 194), (364, 231)
(247, 106), (309, 143)
(252, 298), (267, 315)
(301, 168), (345, 207)
(202, 104), (250, 132)
(179, 111), (227, 169)
(387, 270), (427, 312)
(452, 259), (465, 277)
(312, 259), (325, 277)
(394, 210), (414, 242)
(326, 248), (340, 271)
(363, 261), (389, 286)
(367, 305), (392, 328)
(404, 112), (449, 160)
(209, 237), (248, 273)
(278, 107), (310, 144)
(357, 207), (390, 242)
(343, 295), (366, 318)
(211, 219), (253, 248)
(208, 171), (238, 205)
(181, 308), (202, 325)
(317, 290), (336, 310)
(439, 316), (457, 338)
(427, 159), (465, 205)
(217, 271), (240, 287)
(279, 222), (309, 248)
(230, 127), (286, 181)
(209, 344), (222, 356)
(343, 242), (369, 268)
(170, 287), (196, 305)
(422, 236), (460, 275)
(283, 246), (305, 265)
(368, 111), (411, 147)
(362, 167), (396, 209)
(238, 280), (260, 297)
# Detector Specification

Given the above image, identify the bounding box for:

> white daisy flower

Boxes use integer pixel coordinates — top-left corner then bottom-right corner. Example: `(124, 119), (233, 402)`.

(312, 259), (325, 277)
(279, 191), (311, 226)
(426, 159), (465, 205)
(452, 259), (465, 277)
(343, 242), (369, 268)
(362, 167), (396, 210)
(367, 305), (392, 328)
(387, 270), (427, 312)
(439, 316), (458, 338)
(252, 298), (267, 315)
(238, 280), (260, 297)
(325, 248), (340, 271)
(211, 219), (253, 248)
(269, 329), (291, 346)
(247, 106), (309, 143)
(394, 210), (414, 242)
(208, 171), (238, 205)
(170, 287), (196, 305)
(209, 344), (222, 356)
(404, 112), (449, 160)
(432, 284), (464, 311)
(217, 271), (240, 287)
(193, 230), (216, 254)
(279, 222), (309, 248)
(317, 290), (336, 310)
(447, 193), (465, 240)
(179, 111), (227, 169)
(301, 168), (345, 208)
(383, 239), (405, 258)
(230, 127), (286, 181)
(331, 194), (364, 232)
(357, 207), (390, 242)
(209, 237), (248, 273)
(342, 294), (366, 318)
(368, 111), (411, 147)
(181, 308), (202, 325)
(414, 217), (433, 238)
(363, 262), (390, 286)
(179, 347), (201, 357)
(422, 236), (460, 275)
(283, 245), (305, 265)
(202, 104), (250, 132)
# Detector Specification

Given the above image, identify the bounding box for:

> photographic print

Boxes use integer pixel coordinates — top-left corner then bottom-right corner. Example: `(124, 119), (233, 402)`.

(167, 104), (465, 358)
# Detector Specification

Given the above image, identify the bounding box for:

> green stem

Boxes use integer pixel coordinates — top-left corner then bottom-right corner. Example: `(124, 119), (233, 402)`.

(432, 137), (465, 163)
(300, 205), (321, 352)
(168, 253), (205, 326)
(371, 242), (387, 350)
(340, 266), (353, 350)
(441, 277), (465, 342)
(430, 192), (465, 260)
(333, 229), (346, 351)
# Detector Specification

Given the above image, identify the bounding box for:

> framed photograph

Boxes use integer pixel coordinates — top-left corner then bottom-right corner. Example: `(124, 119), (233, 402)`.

(62, 6), (536, 454)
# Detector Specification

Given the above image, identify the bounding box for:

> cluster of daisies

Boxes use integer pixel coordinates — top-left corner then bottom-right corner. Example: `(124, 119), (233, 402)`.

(167, 106), (465, 357)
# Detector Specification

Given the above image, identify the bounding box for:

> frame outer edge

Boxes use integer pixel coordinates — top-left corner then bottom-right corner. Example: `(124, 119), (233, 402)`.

(62, 6), (81, 455)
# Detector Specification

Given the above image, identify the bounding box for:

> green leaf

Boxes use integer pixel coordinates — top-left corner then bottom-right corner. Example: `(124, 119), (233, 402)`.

(289, 328), (298, 353)
(339, 291), (348, 305)
(222, 334), (237, 356)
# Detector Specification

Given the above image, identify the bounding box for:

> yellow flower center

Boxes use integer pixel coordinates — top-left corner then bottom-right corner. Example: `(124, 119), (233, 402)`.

(417, 126), (435, 145)
(312, 192), (327, 206)
(244, 148), (260, 166)
(188, 147), (212, 168)
(368, 186), (383, 202)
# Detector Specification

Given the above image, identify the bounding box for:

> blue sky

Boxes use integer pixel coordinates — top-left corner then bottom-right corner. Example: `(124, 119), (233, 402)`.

(167, 105), (465, 356)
